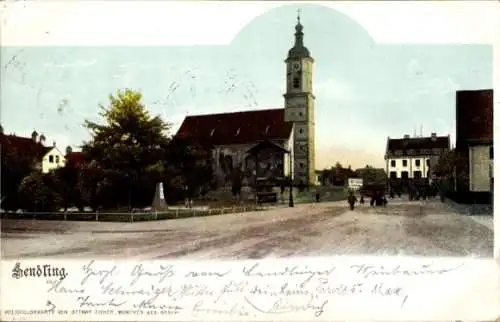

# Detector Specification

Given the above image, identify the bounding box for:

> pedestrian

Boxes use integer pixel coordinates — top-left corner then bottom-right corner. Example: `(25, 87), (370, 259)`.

(315, 192), (320, 203)
(360, 196), (364, 205)
(184, 185), (193, 208)
(382, 196), (388, 206)
(347, 191), (357, 210)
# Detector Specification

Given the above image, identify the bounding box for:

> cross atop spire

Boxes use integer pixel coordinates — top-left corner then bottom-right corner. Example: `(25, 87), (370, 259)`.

(286, 9), (311, 60)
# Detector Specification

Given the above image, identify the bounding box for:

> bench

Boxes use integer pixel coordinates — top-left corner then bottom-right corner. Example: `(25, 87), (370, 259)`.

(257, 192), (277, 204)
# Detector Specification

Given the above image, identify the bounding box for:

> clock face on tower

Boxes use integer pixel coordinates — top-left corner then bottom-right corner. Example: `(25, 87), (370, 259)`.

(292, 63), (300, 71)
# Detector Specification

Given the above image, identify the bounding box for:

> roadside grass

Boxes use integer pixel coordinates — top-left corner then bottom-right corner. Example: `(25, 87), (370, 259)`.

(0, 186), (348, 222)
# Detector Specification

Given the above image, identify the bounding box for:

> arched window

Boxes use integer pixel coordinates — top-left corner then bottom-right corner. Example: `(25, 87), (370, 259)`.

(293, 77), (300, 89)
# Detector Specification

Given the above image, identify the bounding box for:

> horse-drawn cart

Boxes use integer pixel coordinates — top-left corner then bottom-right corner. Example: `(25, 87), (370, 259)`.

(360, 183), (387, 206)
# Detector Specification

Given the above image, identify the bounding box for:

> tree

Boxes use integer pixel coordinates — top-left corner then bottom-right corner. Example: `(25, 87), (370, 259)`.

(77, 160), (117, 211)
(0, 142), (39, 210)
(433, 149), (469, 192)
(53, 163), (81, 211)
(355, 166), (387, 185)
(162, 136), (213, 203)
(82, 89), (170, 209)
(18, 171), (63, 212)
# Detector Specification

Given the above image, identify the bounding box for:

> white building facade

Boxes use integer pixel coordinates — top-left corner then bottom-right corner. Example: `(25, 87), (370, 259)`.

(40, 146), (66, 173)
(385, 133), (450, 181)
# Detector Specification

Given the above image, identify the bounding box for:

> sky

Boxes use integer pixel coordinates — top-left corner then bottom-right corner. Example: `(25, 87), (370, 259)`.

(1, 1), (498, 169)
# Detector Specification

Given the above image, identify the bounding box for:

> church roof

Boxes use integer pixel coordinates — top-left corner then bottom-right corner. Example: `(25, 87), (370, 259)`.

(176, 108), (293, 146)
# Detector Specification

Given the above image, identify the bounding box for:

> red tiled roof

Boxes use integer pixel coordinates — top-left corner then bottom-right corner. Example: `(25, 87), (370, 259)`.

(387, 136), (450, 151)
(0, 133), (50, 159)
(456, 89), (493, 148)
(66, 151), (85, 166)
(176, 108), (293, 146)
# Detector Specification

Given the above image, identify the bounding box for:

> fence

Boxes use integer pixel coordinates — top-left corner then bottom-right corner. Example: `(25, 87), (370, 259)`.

(0, 204), (279, 223)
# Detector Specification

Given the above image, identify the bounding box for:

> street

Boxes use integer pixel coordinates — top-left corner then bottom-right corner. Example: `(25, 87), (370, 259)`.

(1, 199), (494, 259)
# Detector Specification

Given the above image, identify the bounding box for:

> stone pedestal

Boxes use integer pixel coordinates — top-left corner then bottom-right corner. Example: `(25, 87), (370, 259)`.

(151, 182), (168, 210)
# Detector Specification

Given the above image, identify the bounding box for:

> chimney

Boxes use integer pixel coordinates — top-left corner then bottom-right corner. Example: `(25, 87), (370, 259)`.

(0, 124), (3, 134)
(431, 132), (437, 141)
(53, 141), (56, 147)
(403, 134), (410, 139)
(31, 130), (38, 142)
(66, 146), (73, 155)
(39, 134), (46, 144)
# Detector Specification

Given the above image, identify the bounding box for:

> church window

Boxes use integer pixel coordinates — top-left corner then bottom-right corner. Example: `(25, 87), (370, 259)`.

(235, 128), (240, 136)
(210, 128), (215, 136)
(299, 128), (304, 134)
(293, 77), (300, 89)
(299, 112), (303, 116)
(299, 162), (304, 168)
(265, 125), (270, 135)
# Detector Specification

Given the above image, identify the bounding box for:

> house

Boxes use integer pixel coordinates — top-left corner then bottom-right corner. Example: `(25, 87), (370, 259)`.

(64, 146), (86, 167)
(0, 129), (66, 173)
(455, 89), (493, 195)
(176, 13), (317, 185)
(41, 144), (66, 173)
(176, 109), (294, 186)
(385, 133), (450, 181)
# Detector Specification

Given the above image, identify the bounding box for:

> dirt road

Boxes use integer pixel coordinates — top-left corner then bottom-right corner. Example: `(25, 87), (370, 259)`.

(1, 199), (493, 259)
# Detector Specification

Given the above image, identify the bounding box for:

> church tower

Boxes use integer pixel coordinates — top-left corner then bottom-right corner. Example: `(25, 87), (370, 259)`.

(284, 11), (316, 185)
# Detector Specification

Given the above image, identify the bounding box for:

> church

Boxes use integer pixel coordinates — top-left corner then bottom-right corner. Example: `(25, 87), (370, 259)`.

(176, 14), (316, 186)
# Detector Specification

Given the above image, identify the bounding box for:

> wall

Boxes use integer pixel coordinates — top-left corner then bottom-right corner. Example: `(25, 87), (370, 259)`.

(469, 145), (493, 192)
(41, 147), (66, 173)
(456, 89), (493, 152)
(386, 156), (431, 179)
